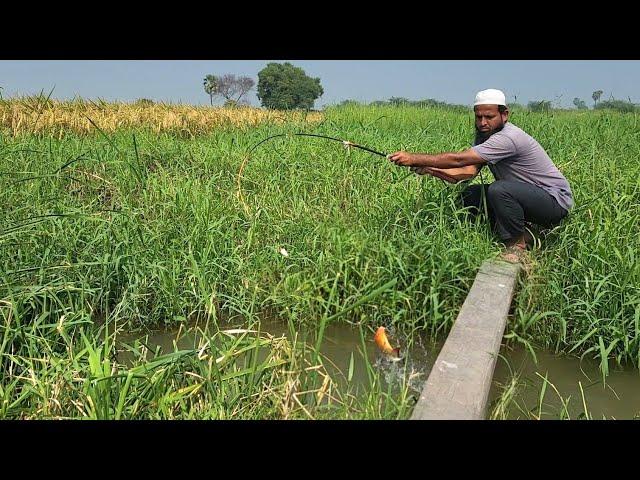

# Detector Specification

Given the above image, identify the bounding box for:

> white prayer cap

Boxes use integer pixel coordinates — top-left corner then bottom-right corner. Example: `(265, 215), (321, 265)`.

(474, 89), (507, 106)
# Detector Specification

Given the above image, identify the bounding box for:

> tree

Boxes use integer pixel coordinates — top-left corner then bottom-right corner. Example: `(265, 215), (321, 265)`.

(573, 97), (588, 110)
(256, 62), (323, 110)
(203, 74), (255, 106)
(338, 99), (361, 107)
(592, 90), (603, 108)
(594, 99), (636, 113)
(527, 100), (552, 112)
(389, 96), (409, 105)
(203, 75), (217, 106)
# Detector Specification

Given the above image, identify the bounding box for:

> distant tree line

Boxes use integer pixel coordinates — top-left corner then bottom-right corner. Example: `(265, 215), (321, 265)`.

(196, 68), (637, 114)
(336, 97), (469, 112)
(527, 90), (637, 113)
(335, 90), (637, 114)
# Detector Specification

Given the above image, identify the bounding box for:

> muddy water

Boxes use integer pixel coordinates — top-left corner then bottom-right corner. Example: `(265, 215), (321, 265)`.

(116, 318), (441, 397)
(115, 319), (640, 419)
(489, 346), (640, 419)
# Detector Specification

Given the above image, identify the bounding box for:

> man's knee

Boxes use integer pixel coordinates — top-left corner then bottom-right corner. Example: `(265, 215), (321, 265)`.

(460, 185), (482, 208)
(487, 181), (512, 202)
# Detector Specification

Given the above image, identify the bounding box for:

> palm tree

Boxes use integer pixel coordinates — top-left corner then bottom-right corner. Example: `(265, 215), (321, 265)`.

(592, 90), (603, 108)
(203, 75), (218, 106)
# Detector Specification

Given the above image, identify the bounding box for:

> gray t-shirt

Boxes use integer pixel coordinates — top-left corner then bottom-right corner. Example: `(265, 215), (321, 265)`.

(472, 122), (573, 212)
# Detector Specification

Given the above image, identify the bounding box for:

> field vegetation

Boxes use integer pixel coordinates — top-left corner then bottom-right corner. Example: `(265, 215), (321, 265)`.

(1, 98), (638, 418)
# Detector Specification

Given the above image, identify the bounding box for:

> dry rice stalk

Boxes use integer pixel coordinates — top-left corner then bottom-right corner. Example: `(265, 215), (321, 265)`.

(0, 98), (323, 136)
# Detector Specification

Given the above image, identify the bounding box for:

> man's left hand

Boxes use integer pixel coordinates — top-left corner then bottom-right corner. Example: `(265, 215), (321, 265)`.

(410, 166), (428, 175)
(387, 151), (415, 167)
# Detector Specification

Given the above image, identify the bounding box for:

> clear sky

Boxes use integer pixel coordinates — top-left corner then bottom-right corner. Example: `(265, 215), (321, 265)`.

(1, 60), (638, 109)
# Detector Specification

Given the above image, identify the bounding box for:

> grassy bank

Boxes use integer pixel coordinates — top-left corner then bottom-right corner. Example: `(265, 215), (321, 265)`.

(1, 101), (638, 418)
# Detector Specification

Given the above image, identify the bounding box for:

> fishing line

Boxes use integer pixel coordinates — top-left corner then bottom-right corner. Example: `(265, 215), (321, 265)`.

(236, 133), (388, 214)
(236, 132), (443, 214)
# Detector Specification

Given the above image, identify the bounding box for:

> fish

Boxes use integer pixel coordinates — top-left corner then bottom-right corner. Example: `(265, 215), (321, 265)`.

(374, 326), (401, 358)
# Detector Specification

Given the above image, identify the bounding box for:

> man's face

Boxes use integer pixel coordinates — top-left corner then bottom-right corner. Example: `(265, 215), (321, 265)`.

(474, 104), (509, 139)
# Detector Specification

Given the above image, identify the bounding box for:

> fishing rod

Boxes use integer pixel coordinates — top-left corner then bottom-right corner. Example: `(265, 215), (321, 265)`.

(249, 133), (606, 214)
(246, 132), (390, 158)
(243, 131), (421, 185)
(236, 131), (444, 214)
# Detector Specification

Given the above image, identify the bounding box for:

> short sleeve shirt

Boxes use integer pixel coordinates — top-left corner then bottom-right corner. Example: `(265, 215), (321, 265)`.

(472, 122), (573, 212)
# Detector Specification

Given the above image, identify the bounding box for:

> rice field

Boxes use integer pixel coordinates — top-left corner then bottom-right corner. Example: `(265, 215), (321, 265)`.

(0, 96), (322, 137)
(1, 98), (638, 419)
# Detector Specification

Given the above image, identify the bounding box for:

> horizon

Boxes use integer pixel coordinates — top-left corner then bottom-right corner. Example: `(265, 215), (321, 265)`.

(1, 60), (638, 109)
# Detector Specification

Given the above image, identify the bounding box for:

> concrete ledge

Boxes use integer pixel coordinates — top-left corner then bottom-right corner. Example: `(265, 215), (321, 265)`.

(410, 259), (521, 420)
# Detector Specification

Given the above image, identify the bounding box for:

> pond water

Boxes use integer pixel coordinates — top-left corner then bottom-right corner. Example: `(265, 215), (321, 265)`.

(115, 318), (640, 420)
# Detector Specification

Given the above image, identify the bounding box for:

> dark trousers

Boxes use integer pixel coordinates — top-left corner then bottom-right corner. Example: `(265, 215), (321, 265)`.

(460, 180), (568, 242)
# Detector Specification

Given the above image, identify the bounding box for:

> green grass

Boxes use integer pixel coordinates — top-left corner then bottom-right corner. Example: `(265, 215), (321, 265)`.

(1, 104), (638, 419)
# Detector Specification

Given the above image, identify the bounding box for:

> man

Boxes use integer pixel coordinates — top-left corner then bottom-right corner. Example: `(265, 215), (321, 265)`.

(388, 88), (573, 263)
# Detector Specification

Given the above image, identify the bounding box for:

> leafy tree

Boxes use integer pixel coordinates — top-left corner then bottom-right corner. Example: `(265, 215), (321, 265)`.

(257, 62), (323, 110)
(592, 90), (603, 108)
(203, 74), (254, 106)
(573, 97), (588, 110)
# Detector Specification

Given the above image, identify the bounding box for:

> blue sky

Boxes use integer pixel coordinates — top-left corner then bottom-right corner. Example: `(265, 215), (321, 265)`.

(1, 60), (638, 108)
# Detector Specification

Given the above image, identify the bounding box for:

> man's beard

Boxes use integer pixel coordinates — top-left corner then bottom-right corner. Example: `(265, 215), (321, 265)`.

(475, 122), (505, 143)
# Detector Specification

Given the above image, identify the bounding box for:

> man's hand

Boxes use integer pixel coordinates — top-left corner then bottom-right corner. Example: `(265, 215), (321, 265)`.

(411, 166), (458, 184)
(387, 151), (416, 167)
(410, 166), (429, 175)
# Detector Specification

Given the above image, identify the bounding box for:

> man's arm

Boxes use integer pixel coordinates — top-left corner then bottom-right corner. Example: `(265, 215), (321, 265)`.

(388, 148), (486, 169)
(413, 164), (481, 183)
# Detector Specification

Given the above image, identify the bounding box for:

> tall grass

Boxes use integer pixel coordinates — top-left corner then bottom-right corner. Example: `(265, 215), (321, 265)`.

(502, 110), (640, 372)
(0, 301), (400, 419)
(1, 103), (638, 418)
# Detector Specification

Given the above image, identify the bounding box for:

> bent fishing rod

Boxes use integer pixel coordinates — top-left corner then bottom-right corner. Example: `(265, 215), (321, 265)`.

(236, 132), (448, 214)
(246, 132), (390, 158)
(245, 132), (435, 180)
(249, 132), (457, 184)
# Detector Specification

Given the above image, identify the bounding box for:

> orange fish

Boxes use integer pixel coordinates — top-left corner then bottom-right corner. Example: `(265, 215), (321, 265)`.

(374, 327), (400, 358)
